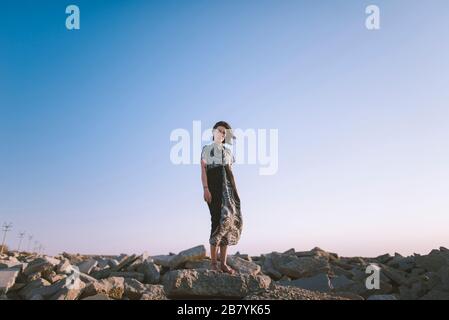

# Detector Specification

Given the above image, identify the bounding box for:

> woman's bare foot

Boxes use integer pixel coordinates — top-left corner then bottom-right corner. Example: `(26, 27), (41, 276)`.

(220, 264), (236, 275)
(210, 261), (219, 271)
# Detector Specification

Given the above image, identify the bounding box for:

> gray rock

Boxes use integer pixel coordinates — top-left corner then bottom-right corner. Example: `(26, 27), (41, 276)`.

(141, 285), (167, 300)
(261, 254), (282, 280)
(151, 255), (174, 268)
(24, 276), (84, 300)
(227, 256), (261, 275)
(162, 269), (272, 299)
(278, 273), (332, 292)
(82, 293), (111, 300)
(77, 259), (98, 274)
(0, 269), (20, 295)
(124, 278), (146, 300)
(109, 272), (144, 282)
(19, 278), (51, 300)
(330, 275), (355, 291)
(141, 258), (160, 284)
(415, 252), (449, 272)
(271, 252), (330, 279)
(23, 257), (57, 276)
(184, 260), (212, 270)
(169, 245), (206, 269)
(81, 276), (125, 300)
(367, 294), (398, 300)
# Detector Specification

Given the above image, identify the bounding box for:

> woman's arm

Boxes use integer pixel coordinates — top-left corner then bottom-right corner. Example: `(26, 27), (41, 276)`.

(201, 159), (212, 203)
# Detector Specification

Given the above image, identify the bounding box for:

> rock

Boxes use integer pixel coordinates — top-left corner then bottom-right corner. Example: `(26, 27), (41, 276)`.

(169, 245), (206, 269)
(82, 293), (111, 300)
(79, 272), (97, 283)
(0, 260), (28, 271)
(184, 260), (211, 270)
(0, 269), (20, 295)
(23, 277), (84, 300)
(330, 265), (354, 278)
(141, 258), (160, 284)
(108, 259), (119, 268)
(151, 255), (174, 268)
(419, 289), (449, 300)
(367, 294), (398, 300)
(330, 275), (355, 291)
(376, 253), (393, 264)
(380, 264), (409, 286)
(283, 248), (296, 256)
(261, 254), (282, 280)
(271, 252), (330, 279)
(109, 272), (144, 282)
(81, 277), (125, 300)
(23, 257), (57, 276)
(19, 278), (51, 300)
(415, 252), (449, 272)
(112, 255), (139, 272)
(278, 273), (332, 293)
(49, 280), (86, 300)
(56, 259), (73, 274)
(244, 284), (347, 300)
(140, 285), (167, 300)
(162, 269), (271, 299)
(62, 252), (85, 265)
(124, 278), (146, 300)
(227, 256), (261, 275)
(77, 259), (98, 274)
(387, 256), (415, 272)
(46, 272), (66, 284)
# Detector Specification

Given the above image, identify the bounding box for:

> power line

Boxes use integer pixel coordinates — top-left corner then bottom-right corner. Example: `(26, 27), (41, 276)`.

(27, 235), (33, 252)
(1, 222), (13, 255)
(17, 231), (26, 252)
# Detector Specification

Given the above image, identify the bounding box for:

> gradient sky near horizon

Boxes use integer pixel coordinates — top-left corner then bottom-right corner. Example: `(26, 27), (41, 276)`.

(1, 0), (449, 257)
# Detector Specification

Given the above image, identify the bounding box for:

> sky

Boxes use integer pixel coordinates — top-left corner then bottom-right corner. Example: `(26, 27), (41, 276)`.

(1, 0), (448, 257)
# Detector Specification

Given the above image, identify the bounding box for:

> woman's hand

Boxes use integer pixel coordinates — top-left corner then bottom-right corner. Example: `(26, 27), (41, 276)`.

(203, 188), (212, 204)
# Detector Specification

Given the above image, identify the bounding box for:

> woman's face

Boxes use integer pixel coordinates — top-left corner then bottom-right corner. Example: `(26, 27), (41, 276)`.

(213, 126), (226, 143)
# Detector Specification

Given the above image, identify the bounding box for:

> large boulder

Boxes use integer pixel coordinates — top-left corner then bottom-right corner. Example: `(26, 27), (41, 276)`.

(19, 276), (83, 300)
(162, 269), (271, 299)
(277, 273), (332, 292)
(140, 285), (167, 300)
(23, 257), (58, 276)
(415, 251), (449, 272)
(140, 258), (160, 284)
(124, 278), (147, 300)
(81, 276), (125, 300)
(270, 252), (330, 279)
(77, 259), (98, 275)
(227, 256), (261, 276)
(0, 269), (20, 295)
(169, 245), (206, 269)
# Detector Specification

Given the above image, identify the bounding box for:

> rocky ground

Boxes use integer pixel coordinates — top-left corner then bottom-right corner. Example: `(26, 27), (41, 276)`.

(1, 245), (448, 300)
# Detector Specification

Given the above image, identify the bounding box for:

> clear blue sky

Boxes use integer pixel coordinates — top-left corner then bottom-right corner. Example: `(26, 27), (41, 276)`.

(1, 0), (448, 257)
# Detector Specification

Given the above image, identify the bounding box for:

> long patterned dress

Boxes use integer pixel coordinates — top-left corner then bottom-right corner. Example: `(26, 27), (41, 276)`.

(201, 142), (243, 246)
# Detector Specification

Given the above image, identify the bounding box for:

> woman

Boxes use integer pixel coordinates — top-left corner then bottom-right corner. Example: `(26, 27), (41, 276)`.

(200, 121), (243, 274)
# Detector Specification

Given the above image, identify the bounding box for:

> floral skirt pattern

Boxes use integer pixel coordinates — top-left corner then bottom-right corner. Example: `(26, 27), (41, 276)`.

(206, 165), (243, 246)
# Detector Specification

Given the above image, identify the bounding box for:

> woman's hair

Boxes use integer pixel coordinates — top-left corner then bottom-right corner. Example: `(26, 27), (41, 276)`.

(212, 121), (235, 144)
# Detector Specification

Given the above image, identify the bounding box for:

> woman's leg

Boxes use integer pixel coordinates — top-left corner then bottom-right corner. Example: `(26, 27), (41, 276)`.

(210, 244), (218, 270)
(219, 245), (235, 274)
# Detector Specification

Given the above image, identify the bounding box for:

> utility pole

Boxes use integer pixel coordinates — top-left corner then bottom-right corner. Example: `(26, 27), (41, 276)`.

(1, 222), (13, 255)
(33, 241), (39, 253)
(17, 231), (26, 252)
(27, 235), (33, 252)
